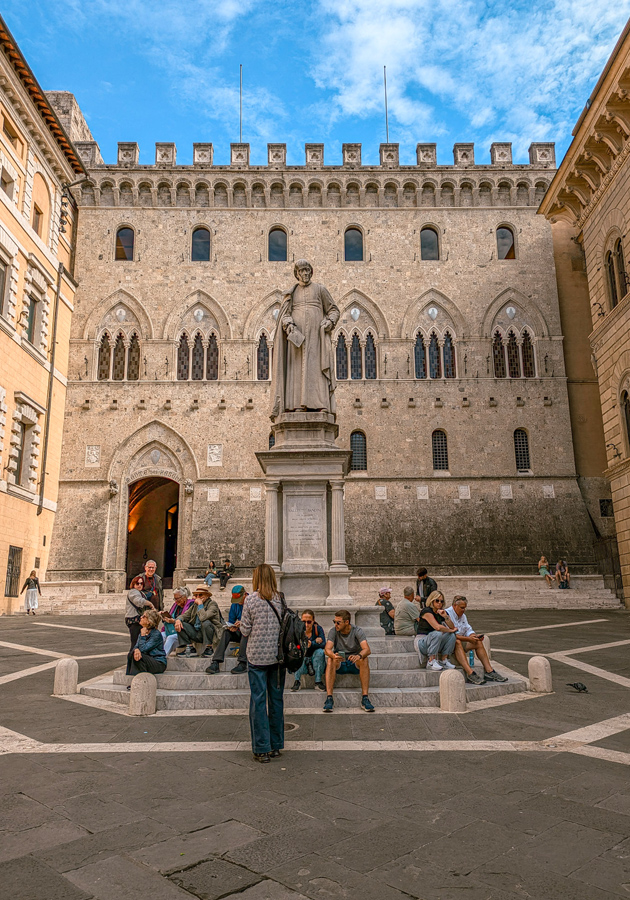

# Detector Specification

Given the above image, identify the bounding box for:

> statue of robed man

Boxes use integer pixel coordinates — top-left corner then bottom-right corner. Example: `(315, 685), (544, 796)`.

(270, 259), (340, 420)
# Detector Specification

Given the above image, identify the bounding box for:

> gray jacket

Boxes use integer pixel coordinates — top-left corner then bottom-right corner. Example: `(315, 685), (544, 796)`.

(239, 591), (283, 666)
(125, 589), (153, 620)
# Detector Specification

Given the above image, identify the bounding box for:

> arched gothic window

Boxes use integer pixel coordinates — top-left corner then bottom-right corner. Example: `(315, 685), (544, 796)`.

(514, 429), (530, 471)
(493, 331), (507, 378)
(112, 333), (126, 380)
(507, 331), (521, 378)
(350, 431), (367, 471)
(127, 333), (140, 381)
(522, 331), (535, 378)
(97, 333), (111, 381)
(206, 334), (218, 380)
(115, 227), (134, 261)
(364, 333), (377, 379)
(336, 335), (348, 380)
(443, 332), (456, 379)
(420, 226), (439, 260)
(432, 430), (449, 470)
(192, 333), (205, 380)
(496, 226), (515, 260)
(344, 227), (363, 262)
(622, 390), (630, 454)
(428, 332), (441, 379)
(257, 333), (270, 380)
(350, 333), (363, 379)
(191, 226), (211, 261)
(177, 334), (190, 381)
(268, 227), (287, 262)
(414, 333), (426, 379)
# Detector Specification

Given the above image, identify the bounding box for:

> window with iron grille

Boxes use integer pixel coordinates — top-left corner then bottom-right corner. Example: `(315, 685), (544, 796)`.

(127, 333), (140, 381)
(493, 331), (506, 378)
(207, 334), (218, 380)
(5, 545), (22, 597)
(443, 332), (456, 378)
(507, 331), (521, 378)
(269, 432), (275, 449)
(97, 333), (111, 380)
(336, 335), (348, 380)
(521, 331), (535, 378)
(257, 333), (270, 380)
(350, 430), (367, 470)
(599, 499), (614, 518)
(432, 430), (448, 470)
(350, 333), (362, 379)
(112, 334), (126, 380)
(514, 428), (530, 471)
(364, 334), (376, 379)
(428, 332), (441, 379)
(192, 333), (205, 380)
(177, 334), (189, 380)
(414, 333), (426, 378)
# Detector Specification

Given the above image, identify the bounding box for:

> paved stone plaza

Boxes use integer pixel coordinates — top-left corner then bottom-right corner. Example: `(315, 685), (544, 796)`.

(1, 610), (630, 898)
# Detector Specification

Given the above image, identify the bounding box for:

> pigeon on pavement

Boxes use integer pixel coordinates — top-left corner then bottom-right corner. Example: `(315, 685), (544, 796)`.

(566, 682), (589, 693)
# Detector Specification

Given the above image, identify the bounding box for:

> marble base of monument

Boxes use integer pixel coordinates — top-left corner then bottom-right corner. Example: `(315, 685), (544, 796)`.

(256, 411), (352, 605)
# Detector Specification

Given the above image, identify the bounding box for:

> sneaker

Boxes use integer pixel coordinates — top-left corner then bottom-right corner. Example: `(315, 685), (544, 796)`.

(484, 670), (508, 683)
(427, 659), (443, 671)
(323, 695), (334, 712)
(231, 661), (247, 675)
(361, 695), (375, 712)
(306, 660), (315, 677)
(291, 680), (301, 692)
(315, 681), (326, 692)
(440, 659), (456, 669)
(201, 648), (213, 658)
(184, 647), (197, 658)
(466, 671), (484, 685)
(205, 660), (220, 674)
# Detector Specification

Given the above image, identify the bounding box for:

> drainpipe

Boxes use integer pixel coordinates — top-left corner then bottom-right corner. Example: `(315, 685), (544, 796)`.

(37, 261), (63, 516)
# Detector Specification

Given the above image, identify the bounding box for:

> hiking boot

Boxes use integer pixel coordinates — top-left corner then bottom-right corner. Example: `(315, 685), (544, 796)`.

(205, 660), (220, 674)
(231, 661), (247, 675)
(291, 680), (301, 692)
(465, 671), (484, 685)
(484, 670), (508, 683)
(361, 695), (375, 712)
(323, 695), (334, 712)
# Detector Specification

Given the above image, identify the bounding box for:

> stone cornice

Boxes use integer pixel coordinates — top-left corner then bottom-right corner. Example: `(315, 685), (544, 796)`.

(577, 138), (630, 229)
(589, 289), (630, 351)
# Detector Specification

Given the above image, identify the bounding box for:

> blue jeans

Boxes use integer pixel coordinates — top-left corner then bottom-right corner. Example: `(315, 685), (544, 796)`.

(163, 633), (178, 656)
(293, 648), (326, 683)
(414, 631), (456, 660)
(248, 663), (286, 754)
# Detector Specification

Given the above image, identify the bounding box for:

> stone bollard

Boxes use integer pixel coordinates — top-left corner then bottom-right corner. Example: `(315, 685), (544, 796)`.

(528, 656), (553, 693)
(129, 673), (157, 716)
(53, 658), (78, 695)
(439, 668), (467, 712)
(482, 635), (492, 661)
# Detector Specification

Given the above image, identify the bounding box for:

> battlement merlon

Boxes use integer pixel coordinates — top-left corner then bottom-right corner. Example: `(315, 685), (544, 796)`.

(72, 140), (556, 171)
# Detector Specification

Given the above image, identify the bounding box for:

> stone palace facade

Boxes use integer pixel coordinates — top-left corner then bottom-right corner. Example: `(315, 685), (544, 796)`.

(44, 123), (614, 590)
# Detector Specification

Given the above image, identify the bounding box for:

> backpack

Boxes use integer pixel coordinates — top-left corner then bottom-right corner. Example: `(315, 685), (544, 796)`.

(263, 592), (307, 673)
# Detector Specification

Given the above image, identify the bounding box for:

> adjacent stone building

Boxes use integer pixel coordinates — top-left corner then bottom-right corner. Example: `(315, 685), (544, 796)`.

(0, 18), (85, 613)
(43, 129), (613, 591)
(541, 20), (630, 603)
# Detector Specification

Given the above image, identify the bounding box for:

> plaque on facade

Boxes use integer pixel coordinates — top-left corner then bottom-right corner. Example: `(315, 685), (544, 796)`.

(375, 486), (388, 501)
(500, 484), (513, 500)
(417, 485), (429, 500)
(542, 484), (555, 499)
(207, 487), (219, 502)
(458, 485), (471, 500)
(250, 486), (262, 501)
(85, 445), (101, 467)
(207, 444), (223, 466)
(285, 495), (325, 561)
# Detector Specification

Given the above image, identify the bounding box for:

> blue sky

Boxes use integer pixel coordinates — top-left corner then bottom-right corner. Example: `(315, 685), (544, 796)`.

(9, 1), (629, 167)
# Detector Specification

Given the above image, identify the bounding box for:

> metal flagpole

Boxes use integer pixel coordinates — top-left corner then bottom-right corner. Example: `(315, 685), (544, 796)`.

(384, 66), (389, 143)
(240, 64), (243, 142)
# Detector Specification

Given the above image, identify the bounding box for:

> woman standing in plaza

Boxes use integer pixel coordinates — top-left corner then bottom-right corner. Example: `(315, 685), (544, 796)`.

(20, 570), (41, 615)
(239, 563), (285, 763)
(124, 575), (154, 649)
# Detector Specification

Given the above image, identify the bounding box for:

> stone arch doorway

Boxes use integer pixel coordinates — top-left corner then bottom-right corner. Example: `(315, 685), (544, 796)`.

(126, 477), (179, 588)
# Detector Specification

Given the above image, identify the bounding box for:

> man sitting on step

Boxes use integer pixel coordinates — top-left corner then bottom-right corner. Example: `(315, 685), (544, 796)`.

(174, 584), (223, 659)
(394, 586), (421, 635)
(206, 584), (249, 675)
(323, 609), (375, 713)
(445, 595), (508, 684)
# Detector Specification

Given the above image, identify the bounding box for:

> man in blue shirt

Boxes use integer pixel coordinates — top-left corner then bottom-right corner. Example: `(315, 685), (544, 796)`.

(206, 584), (249, 675)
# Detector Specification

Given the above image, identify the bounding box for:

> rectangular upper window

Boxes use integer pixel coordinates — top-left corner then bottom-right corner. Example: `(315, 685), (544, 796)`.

(2, 116), (23, 156)
(1, 167), (14, 200)
(32, 204), (43, 237)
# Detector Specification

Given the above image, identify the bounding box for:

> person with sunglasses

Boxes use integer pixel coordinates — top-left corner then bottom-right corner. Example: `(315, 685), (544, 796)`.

(291, 609), (326, 692)
(414, 590), (458, 672)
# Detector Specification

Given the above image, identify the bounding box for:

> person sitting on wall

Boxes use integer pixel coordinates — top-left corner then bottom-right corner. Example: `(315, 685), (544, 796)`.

(206, 584), (249, 675)
(174, 583), (223, 658)
(376, 587), (396, 636)
(445, 595), (507, 684)
(414, 590), (458, 672)
(556, 559), (571, 589)
(218, 558), (235, 591)
(126, 608), (167, 684)
(291, 609), (327, 692)
(415, 567), (438, 604)
(394, 586), (421, 636)
(161, 587), (193, 657)
(323, 610), (374, 713)
(538, 555), (554, 588)
(125, 575), (155, 649)
(142, 559), (164, 610)
(204, 561), (218, 587)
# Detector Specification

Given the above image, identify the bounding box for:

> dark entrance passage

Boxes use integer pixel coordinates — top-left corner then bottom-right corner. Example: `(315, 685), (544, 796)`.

(126, 477), (179, 588)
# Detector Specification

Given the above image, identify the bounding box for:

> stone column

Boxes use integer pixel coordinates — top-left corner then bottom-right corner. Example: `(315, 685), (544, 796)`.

(265, 480), (280, 569)
(330, 479), (347, 569)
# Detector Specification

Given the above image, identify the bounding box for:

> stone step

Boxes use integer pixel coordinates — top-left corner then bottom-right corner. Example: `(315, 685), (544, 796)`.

(167, 652), (422, 672)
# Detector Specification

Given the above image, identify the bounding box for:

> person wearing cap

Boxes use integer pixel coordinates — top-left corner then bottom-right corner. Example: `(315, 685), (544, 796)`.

(174, 583), (223, 658)
(206, 584), (249, 675)
(218, 558), (235, 591)
(376, 587), (395, 636)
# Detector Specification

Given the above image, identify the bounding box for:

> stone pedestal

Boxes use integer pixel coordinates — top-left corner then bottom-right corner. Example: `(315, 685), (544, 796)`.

(256, 412), (352, 604)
